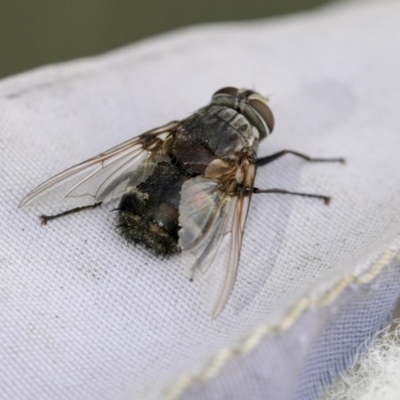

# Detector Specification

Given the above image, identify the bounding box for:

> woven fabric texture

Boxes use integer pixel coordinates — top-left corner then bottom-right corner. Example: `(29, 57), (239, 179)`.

(1, 1), (400, 399)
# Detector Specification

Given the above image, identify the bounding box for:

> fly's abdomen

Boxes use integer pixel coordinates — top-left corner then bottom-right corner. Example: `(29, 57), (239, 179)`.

(118, 162), (185, 256)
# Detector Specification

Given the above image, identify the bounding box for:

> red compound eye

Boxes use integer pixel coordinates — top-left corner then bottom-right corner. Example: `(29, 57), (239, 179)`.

(213, 87), (239, 97)
(249, 99), (275, 134)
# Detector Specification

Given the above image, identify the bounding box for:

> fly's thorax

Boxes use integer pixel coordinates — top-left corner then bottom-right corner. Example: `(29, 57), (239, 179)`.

(171, 105), (260, 176)
(205, 105), (261, 148)
(204, 156), (256, 195)
(211, 87), (274, 139)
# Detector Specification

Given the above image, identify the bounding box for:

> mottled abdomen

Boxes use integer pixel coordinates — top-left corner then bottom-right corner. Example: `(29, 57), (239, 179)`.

(118, 162), (186, 255)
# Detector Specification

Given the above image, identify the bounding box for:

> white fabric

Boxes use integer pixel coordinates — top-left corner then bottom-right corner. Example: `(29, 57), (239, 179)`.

(1, 1), (400, 399)
(321, 319), (400, 400)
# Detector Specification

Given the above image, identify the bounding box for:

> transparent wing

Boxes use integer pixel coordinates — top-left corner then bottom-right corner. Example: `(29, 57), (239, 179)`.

(179, 162), (255, 317)
(20, 121), (179, 209)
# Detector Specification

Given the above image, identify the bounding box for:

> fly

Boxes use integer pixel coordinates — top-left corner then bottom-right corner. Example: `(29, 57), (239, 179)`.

(20, 87), (344, 317)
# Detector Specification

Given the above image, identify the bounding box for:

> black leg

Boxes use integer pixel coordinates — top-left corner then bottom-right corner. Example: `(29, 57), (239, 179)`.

(40, 202), (103, 225)
(253, 187), (330, 205)
(257, 150), (345, 167)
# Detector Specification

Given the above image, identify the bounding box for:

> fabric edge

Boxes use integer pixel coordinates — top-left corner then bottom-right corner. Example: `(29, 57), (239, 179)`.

(163, 248), (400, 400)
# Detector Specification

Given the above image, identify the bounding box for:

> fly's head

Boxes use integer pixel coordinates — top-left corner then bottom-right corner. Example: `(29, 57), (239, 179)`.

(211, 87), (275, 140)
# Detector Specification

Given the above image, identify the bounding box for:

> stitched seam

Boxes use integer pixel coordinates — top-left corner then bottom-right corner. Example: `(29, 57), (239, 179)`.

(164, 249), (400, 400)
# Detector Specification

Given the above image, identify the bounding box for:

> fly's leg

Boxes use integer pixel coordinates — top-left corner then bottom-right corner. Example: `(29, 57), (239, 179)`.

(40, 202), (102, 226)
(253, 188), (330, 205)
(257, 150), (345, 167)
(254, 150), (344, 204)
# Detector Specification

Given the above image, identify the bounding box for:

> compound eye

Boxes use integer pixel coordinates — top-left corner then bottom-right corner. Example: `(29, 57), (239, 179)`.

(213, 87), (239, 97)
(249, 99), (275, 133)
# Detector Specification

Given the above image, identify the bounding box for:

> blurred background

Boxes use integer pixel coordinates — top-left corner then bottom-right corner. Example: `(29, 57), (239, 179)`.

(0, 0), (335, 80)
